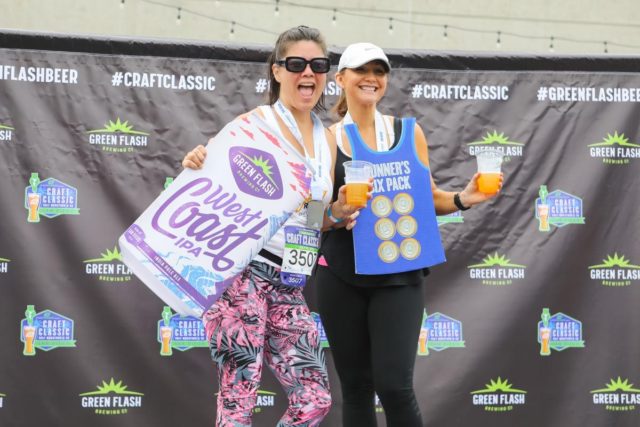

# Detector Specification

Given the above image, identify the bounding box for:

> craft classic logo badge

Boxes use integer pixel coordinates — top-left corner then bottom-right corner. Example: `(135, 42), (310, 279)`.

(157, 307), (207, 356)
(79, 378), (144, 415)
(20, 305), (76, 356)
(311, 312), (330, 348)
(588, 253), (640, 287)
(86, 118), (150, 153)
(537, 308), (585, 356)
(534, 185), (584, 231)
(24, 172), (80, 223)
(417, 309), (465, 356)
(591, 377), (640, 412)
(471, 377), (527, 412)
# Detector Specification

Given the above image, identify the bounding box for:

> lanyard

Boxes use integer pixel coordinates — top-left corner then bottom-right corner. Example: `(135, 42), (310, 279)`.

(273, 100), (326, 192)
(343, 110), (392, 152)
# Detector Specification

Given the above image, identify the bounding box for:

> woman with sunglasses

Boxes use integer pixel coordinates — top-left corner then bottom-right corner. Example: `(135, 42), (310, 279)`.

(182, 27), (361, 427)
(315, 43), (501, 427)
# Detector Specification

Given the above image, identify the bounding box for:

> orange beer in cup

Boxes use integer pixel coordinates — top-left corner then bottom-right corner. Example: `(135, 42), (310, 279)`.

(160, 326), (173, 356)
(28, 193), (40, 223)
(477, 173), (501, 194)
(343, 160), (373, 208)
(24, 325), (36, 356)
(474, 148), (503, 194)
(540, 327), (551, 356)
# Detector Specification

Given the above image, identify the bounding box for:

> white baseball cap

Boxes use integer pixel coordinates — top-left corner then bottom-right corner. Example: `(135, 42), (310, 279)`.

(337, 42), (390, 72)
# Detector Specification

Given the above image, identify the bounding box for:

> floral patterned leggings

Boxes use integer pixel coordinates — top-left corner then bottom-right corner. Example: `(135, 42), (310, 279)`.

(203, 261), (331, 427)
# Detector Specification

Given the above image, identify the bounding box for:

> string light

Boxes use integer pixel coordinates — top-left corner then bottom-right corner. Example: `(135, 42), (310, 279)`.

(332, 8), (337, 26)
(138, 0), (638, 53)
(120, 0), (125, 9)
(176, 7), (181, 25)
(229, 21), (236, 39)
(549, 36), (554, 52)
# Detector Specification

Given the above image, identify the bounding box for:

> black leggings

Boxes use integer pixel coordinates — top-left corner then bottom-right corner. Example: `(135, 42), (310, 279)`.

(315, 265), (425, 427)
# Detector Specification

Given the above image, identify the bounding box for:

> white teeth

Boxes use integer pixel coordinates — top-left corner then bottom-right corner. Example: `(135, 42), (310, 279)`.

(360, 85), (377, 92)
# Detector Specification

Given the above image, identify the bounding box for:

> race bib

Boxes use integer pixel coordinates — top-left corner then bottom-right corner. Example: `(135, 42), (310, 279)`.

(280, 226), (320, 286)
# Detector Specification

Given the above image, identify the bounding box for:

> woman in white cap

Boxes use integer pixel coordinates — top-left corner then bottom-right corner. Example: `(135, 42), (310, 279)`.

(315, 42), (501, 426)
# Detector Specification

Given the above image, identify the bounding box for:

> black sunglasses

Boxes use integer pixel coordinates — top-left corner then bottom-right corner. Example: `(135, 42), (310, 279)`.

(276, 57), (331, 73)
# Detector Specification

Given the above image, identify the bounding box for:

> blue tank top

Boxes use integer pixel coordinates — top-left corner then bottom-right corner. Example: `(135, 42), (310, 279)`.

(347, 117), (446, 275)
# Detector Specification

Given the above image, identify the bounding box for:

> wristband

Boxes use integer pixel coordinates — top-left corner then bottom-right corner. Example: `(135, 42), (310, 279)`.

(327, 203), (344, 223)
(454, 193), (470, 211)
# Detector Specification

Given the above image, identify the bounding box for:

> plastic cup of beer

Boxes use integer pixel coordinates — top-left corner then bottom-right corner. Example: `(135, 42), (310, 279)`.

(343, 160), (373, 208)
(475, 148), (503, 194)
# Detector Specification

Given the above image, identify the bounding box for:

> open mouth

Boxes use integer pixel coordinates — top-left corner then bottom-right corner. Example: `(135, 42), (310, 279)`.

(298, 82), (316, 97)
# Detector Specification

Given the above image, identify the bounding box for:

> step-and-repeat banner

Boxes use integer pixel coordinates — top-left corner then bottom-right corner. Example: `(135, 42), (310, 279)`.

(1, 31), (639, 426)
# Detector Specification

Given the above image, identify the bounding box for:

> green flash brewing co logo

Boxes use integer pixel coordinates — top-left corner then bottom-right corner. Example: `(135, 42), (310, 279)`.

(534, 185), (585, 231)
(468, 252), (526, 286)
(79, 378), (144, 415)
(0, 123), (13, 142)
(312, 312), (330, 348)
(0, 257), (9, 274)
(20, 305), (76, 356)
(157, 307), (207, 356)
(591, 377), (640, 411)
(588, 132), (640, 165)
(86, 118), (150, 153)
(537, 308), (585, 356)
(467, 131), (524, 162)
(24, 172), (80, 223)
(588, 253), (640, 287)
(417, 310), (465, 356)
(253, 390), (277, 414)
(83, 246), (131, 283)
(471, 377), (527, 412)
(437, 211), (463, 227)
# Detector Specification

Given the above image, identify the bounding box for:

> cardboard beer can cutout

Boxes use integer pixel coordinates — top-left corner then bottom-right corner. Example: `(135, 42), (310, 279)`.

(119, 114), (312, 317)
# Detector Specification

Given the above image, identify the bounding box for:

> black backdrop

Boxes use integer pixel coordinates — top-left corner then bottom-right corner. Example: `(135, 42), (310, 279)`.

(1, 30), (639, 427)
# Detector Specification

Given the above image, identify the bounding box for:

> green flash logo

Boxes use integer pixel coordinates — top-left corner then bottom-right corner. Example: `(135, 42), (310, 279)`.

(79, 378), (144, 415)
(589, 253), (640, 287)
(84, 246), (123, 263)
(591, 377), (640, 411)
(87, 118), (149, 135)
(468, 252), (526, 286)
(467, 131), (524, 161)
(588, 131), (640, 164)
(471, 377), (527, 412)
(248, 154), (278, 187)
